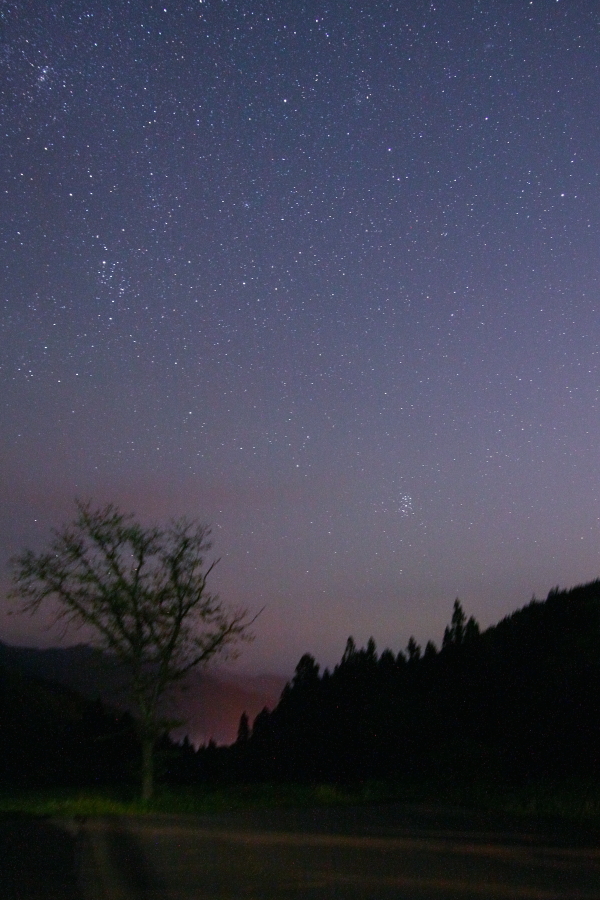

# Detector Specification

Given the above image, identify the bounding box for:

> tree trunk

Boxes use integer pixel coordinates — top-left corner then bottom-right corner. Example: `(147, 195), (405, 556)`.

(141, 734), (155, 801)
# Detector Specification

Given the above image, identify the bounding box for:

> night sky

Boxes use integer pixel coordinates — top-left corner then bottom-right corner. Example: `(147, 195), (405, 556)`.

(2, 0), (600, 675)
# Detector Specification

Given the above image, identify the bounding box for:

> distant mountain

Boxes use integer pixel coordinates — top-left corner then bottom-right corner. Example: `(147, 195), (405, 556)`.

(0, 641), (287, 746)
(0, 654), (137, 787)
(0, 641), (127, 701)
(171, 669), (288, 746)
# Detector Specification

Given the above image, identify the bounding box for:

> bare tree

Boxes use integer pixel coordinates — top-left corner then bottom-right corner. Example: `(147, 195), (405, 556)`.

(9, 500), (255, 800)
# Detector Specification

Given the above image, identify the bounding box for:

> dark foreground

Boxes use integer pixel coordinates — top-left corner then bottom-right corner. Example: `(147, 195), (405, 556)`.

(3, 803), (600, 899)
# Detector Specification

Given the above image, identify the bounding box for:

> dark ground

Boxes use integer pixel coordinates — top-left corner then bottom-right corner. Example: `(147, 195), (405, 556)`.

(0, 813), (83, 900)
(3, 803), (600, 899)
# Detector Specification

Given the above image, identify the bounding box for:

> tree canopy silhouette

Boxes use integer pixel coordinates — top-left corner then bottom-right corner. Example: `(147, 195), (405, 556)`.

(9, 500), (255, 799)
(228, 583), (600, 785)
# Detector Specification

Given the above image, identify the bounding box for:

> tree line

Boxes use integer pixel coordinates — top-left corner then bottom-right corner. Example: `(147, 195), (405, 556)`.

(3, 581), (600, 791)
(221, 583), (600, 785)
(4, 501), (600, 794)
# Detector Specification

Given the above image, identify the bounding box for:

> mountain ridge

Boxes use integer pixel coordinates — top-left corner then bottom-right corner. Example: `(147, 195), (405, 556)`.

(0, 640), (287, 746)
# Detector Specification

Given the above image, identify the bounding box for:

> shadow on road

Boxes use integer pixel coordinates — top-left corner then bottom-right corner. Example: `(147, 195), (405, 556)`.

(0, 812), (83, 900)
(4, 803), (600, 899)
(81, 804), (600, 899)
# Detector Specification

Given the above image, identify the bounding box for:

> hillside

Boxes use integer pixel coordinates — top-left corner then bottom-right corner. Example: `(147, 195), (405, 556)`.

(0, 658), (136, 787)
(231, 581), (600, 783)
(0, 641), (286, 746)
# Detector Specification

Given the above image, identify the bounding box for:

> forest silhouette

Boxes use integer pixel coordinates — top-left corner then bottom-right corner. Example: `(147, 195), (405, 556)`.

(223, 581), (600, 786)
(2, 580), (600, 791)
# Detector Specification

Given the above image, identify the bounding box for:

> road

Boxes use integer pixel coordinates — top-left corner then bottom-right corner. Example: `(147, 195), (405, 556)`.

(75, 803), (600, 899)
(0, 812), (81, 900)
(2, 803), (600, 899)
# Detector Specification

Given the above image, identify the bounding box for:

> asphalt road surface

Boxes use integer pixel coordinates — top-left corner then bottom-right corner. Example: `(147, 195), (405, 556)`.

(3, 803), (600, 899)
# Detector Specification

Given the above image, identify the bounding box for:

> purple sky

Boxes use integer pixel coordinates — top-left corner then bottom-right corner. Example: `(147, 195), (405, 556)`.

(2, 0), (600, 676)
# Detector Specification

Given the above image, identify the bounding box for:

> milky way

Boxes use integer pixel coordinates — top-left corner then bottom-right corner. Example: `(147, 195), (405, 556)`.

(2, 1), (600, 673)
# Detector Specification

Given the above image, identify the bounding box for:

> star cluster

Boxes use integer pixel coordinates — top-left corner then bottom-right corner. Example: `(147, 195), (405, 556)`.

(2, 1), (600, 671)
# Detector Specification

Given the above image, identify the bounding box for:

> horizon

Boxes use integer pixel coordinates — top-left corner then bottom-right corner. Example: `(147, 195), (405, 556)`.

(2, 576), (596, 679)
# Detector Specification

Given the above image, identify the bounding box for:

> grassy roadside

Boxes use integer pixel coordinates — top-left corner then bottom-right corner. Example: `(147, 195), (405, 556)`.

(0, 782), (367, 818)
(2, 779), (600, 822)
(427, 778), (600, 822)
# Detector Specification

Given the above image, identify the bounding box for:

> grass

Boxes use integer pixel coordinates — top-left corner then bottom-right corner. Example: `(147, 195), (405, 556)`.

(455, 780), (600, 822)
(2, 778), (600, 822)
(0, 782), (374, 818)
(0, 788), (148, 818)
